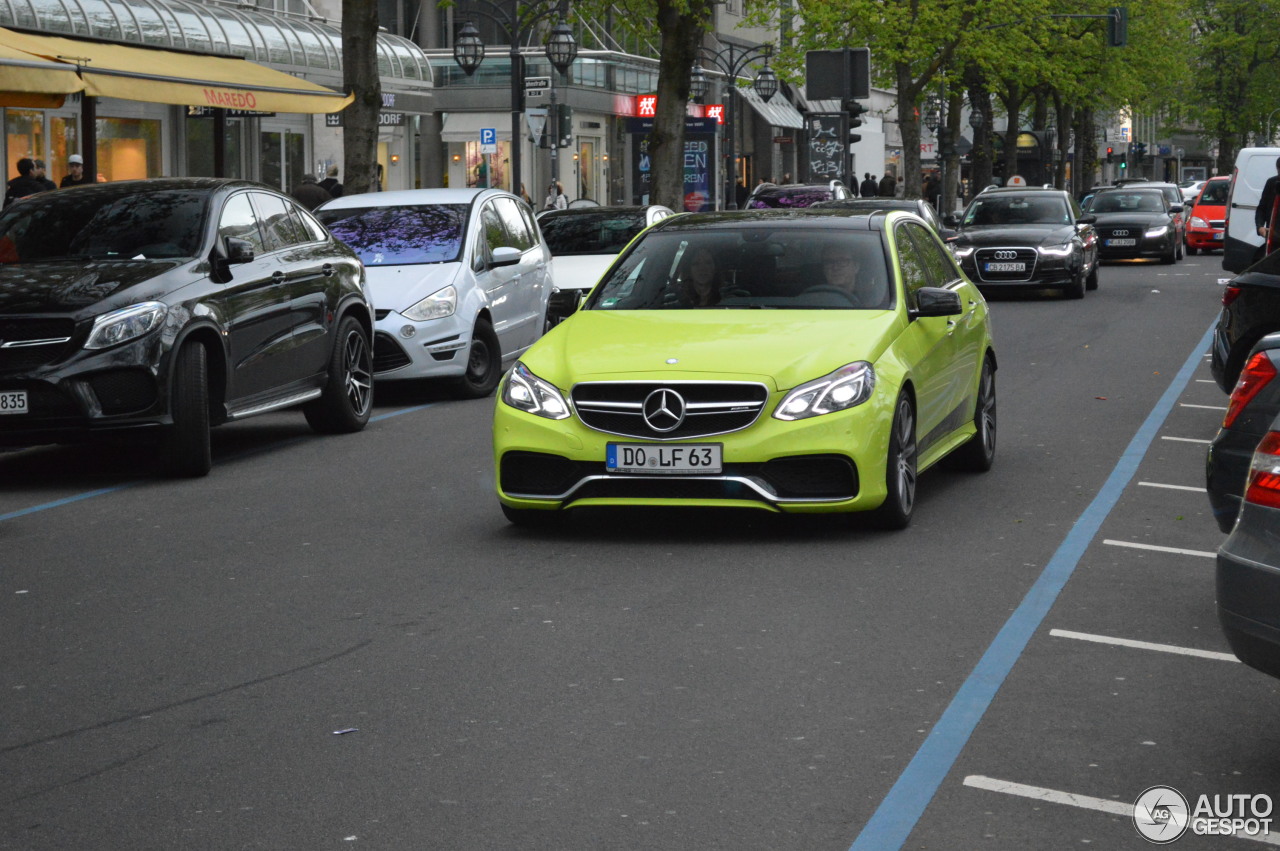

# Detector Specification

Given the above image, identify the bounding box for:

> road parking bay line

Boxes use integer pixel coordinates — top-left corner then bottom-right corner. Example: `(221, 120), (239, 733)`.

(1138, 481), (1208, 492)
(1180, 403), (1228, 411)
(1161, 436), (1212, 444)
(963, 775), (1280, 845)
(846, 322), (1217, 851)
(1049, 628), (1239, 662)
(1102, 539), (1216, 558)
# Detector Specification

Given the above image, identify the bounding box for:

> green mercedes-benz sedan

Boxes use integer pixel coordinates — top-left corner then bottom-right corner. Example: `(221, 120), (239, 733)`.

(492, 208), (997, 530)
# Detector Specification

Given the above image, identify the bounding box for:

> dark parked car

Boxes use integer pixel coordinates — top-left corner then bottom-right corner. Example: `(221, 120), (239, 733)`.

(944, 186), (1099, 299)
(1206, 332), (1280, 531)
(1217, 409), (1280, 679)
(1083, 186), (1183, 263)
(810, 197), (949, 237)
(1210, 247), (1280, 392)
(745, 181), (852, 209)
(0, 178), (374, 476)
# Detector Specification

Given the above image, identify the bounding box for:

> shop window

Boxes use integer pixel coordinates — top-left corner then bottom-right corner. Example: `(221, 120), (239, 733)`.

(185, 113), (244, 178)
(4, 110), (44, 179)
(95, 117), (161, 182)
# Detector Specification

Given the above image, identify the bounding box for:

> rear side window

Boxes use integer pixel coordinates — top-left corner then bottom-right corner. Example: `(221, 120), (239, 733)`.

(317, 204), (468, 265)
(252, 192), (309, 252)
(539, 212), (646, 254)
(219, 193), (265, 256)
(494, 197), (533, 251)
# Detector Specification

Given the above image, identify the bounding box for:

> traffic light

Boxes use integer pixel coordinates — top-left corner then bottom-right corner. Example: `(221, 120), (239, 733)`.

(1119, 159), (1127, 171)
(1107, 6), (1128, 48)
(556, 103), (573, 148)
(1134, 141), (1147, 161)
(844, 99), (866, 145)
(1106, 146), (1114, 163)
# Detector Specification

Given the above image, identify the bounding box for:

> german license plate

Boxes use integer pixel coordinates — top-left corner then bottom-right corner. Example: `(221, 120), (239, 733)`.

(0, 390), (28, 415)
(1107, 238), (1136, 247)
(984, 262), (1025, 272)
(606, 443), (722, 474)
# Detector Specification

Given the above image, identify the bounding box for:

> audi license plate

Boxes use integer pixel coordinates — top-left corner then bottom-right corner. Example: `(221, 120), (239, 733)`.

(606, 443), (722, 475)
(1107, 238), (1136, 247)
(0, 390), (28, 415)
(984, 261), (1025, 272)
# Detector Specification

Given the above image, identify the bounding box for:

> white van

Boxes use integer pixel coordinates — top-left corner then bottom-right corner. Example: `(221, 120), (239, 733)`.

(1223, 146), (1280, 273)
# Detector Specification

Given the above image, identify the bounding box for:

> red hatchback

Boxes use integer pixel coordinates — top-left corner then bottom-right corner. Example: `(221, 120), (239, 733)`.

(1187, 176), (1230, 255)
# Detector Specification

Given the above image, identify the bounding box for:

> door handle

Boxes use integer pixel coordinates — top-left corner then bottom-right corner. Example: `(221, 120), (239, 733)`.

(271, 270), (287, 282)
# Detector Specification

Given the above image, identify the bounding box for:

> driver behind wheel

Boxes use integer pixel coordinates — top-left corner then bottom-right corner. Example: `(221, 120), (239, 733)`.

(816, 241), (888, 308)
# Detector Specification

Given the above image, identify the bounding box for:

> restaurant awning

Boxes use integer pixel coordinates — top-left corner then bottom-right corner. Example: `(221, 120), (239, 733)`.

(441, 112), (514, 143)
(738, 87), (805, 130)
(0, 27), (352, 113)
(0, 39), (83, 107)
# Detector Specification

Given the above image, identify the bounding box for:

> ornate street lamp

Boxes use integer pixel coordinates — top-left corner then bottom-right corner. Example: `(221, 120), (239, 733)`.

(453, 21), (485, 77)
(696, 43), (778, 208)
(753, 63), (778, 102)
(689, 65), (708, 101)
(545, 20), (578, 72)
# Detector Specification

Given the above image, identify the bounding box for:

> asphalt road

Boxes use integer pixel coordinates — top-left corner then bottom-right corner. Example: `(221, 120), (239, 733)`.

(2, 252), (1272, 851)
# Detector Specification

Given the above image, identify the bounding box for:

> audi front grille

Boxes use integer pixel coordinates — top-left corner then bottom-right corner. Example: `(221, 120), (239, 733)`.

(571, 381), (769, 440)
(973, 247), (1038, 282)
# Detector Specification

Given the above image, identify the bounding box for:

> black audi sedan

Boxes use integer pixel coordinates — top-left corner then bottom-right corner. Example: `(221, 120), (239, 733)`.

(1210, 247), (1280, 392)
(944, 186), (1098, 299)
(1083, 186), (1183, 264)
(0, 178), (374, 476)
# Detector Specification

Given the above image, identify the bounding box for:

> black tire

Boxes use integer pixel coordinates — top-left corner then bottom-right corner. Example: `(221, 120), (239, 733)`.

(1064, 269), (1085, 299)
(160, 341), (212, 478)
(1187, 245), (1199, 255)
(1176, 236), (1184, 260)
(501, 503), (567, 528)
(1085, 264), (1099, 291)
(451, 319), (502, 399)
(947, 356), (997, 472)
(304, 316), (373, 434)
(869, 392), (917, 530)
(1160, 240), (1176, 264)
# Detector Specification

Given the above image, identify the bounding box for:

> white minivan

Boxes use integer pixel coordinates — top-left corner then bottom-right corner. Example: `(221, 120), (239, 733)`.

(317, 188), (552, 398)
(1223, 146), (1280, 273)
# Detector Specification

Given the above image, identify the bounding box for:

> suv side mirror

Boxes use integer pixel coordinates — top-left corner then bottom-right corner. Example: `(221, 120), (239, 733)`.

(943, 213), (960, 227)
(490, 246), (521, 268)
(1076, 214), (1097, 225)
(910, 287), (962, 318)
(224, 237), (255, 263)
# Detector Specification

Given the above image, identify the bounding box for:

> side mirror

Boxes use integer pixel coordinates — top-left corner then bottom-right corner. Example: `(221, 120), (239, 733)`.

(224, 237), (254, 263)
(1077, 214), (1097, 225)
(943, 213), (960, 227)
(490, 246), (521, 268)
(910, 286), (962, 318)
(1170, 204), (1184, 214)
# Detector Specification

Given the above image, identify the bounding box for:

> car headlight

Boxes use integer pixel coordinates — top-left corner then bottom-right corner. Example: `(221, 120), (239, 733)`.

(951, 244), (975, 258)
(1145, 225), (1169, 238)
(84, 301), (167, 350)
(402, 285), (457, 321)
(774, 362), (875, 421)
(1037, 242), (1074, 257)
(502, 362), (570, 420)
(1190, 216), (1208, 228)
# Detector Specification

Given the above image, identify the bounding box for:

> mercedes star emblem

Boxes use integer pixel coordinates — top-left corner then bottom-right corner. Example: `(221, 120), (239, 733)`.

(642, 388), (686, 432)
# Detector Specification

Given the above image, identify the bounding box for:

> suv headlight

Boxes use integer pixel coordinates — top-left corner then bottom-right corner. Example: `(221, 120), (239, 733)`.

(502, 362), (570, 420)
(1038, 242), (1074, 257)
(402, 285), (457, 321)
(85, 301), (167, 350)
(1145, 225), (1169, 238)
(774, 362), (875, 421)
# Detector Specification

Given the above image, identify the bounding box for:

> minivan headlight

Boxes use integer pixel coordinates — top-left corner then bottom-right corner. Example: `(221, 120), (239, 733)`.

(402, 285), (457, 321)
(502, 362), (570, 420)
(774, 362), (875, 420)
(85, 301), (167, 350)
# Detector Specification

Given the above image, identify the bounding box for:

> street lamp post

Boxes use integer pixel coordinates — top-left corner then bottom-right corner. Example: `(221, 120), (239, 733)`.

(690, 43), (777, 209)
(453, 1), (578, 199)
(1267, 107), (1280, 145)
(924, 92), (944, 211)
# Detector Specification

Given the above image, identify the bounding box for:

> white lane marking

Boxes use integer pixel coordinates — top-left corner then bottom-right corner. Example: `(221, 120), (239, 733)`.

(1181, 403), (1229, 411)
(1161, 436), (1212, 444)
(1102, 539), (1217, 558)
(1049, 628), (1239, 662)
(963, 775), (1280, 845)
(1196, 378), (1217, 382)
(1138, 480), (1208, 492)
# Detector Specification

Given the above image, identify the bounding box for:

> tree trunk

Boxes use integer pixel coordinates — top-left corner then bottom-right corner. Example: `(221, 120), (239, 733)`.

(943, 89), (962, 213)
(997, 81), (1025, 185)
(1053, 94), (1072, 190)
(649, 0), (709, 211)
(1073, 108), (1098, 196)
(965, 67), (993, 198)
(342, 0), (381, 195)
(898, 62), (923, 199)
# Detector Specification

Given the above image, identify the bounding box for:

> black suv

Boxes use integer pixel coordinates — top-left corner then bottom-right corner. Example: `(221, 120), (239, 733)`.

(0, 178), (374, 476)
(945, 186), (1099, 299)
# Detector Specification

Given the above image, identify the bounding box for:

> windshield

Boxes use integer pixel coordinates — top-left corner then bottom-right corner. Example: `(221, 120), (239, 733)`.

(963, 195), (1071, 226)
(0, 189), (207, 263)
(583, 228), (892, 311)
(1088, 192), (1165, 214)
(317, 204), (468, 265)
(748, 189), (833, 209)
(540, 211), (646, 255)
(1199, 180), (1230, 205)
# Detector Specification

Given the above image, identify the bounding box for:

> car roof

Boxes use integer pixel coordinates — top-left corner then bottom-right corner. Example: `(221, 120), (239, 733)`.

(1094, 185), (1165, 194)
(651, 207), (911, 233)
(539, 205), (669, 218)
(318, 187), (513, 210)
(44, 176), (259, 194)
(979, 186), (1066, 195)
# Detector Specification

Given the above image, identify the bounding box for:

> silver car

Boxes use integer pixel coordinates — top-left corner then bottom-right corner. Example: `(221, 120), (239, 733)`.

(318, 188), (552, 398)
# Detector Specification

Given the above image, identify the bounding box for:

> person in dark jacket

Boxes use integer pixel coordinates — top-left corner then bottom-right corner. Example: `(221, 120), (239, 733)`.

(32, 160), (56, 192)
(1256, 157), (1280, 241)
(4, 158), (48, 206)
(860, 173), (878, 197)
(878, 173), (896, 197)
(318, 164), (344, 198)
(290, 174), (332, 210)
(60, 154), (92, 188)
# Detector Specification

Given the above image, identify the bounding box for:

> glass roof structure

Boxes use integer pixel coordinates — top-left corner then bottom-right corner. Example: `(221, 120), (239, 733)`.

(0, 0), (432, 85)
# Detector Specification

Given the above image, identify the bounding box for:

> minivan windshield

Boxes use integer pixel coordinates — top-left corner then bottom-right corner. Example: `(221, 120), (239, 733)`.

(0, 189), (208, 262)
(318, 204), (468, 265)
(1199, 180), (1231, 205)
(539, 211), (647, 255)
(584, 228), (892, 311)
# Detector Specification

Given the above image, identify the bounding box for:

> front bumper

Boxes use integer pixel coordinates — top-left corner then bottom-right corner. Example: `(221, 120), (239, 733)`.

(1097, 233), (1173, 259)
(493, 380), (896, 513)
(1187, 227), (1224, 250)
(958, 251), (1080, 289)
(371, 309), (473, 380)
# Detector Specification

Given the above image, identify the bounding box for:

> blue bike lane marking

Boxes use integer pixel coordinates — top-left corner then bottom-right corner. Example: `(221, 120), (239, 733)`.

(0, 403), (436, 524)
(849, 322), (1216, 851)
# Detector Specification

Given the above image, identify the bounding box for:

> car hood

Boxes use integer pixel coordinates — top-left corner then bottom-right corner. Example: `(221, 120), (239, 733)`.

(1191, 204), (1226, 219)
(524, 309), (902, 392)
(0, 259), (186, 314)
(955, 224), (1078, 246)
(1090, 211), (1170, 226)
(550, 254), (617, 292)
(364, 262), (460, 312)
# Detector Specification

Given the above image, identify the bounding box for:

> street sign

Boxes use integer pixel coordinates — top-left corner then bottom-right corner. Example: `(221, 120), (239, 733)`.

(524, 76), (551, 99)
(480, 127), (497, 154)
(526, 108), (548, 143)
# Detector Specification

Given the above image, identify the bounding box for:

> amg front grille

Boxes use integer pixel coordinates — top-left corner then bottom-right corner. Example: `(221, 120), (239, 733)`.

(373, 332), (411, 373)
(973, 247), (1038, 282)
(0, 317), (78, 372)
(572, 381), (769, 440)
